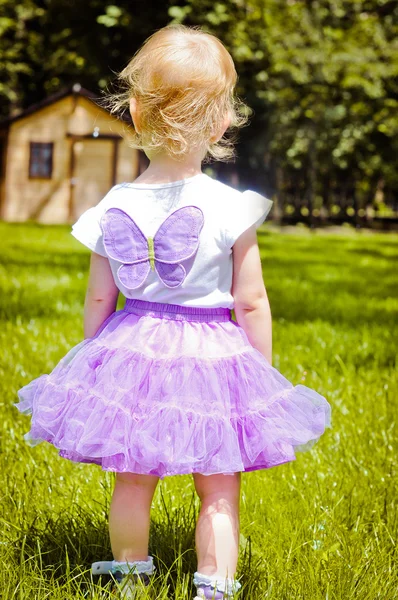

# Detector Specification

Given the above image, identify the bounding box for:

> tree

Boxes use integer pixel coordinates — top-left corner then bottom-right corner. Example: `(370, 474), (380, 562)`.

(1, 0), (397, 205)
(169, 0), (398, 207)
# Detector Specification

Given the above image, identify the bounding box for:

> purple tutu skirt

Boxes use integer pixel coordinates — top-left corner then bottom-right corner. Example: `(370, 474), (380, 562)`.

(16, 299), (332, 479)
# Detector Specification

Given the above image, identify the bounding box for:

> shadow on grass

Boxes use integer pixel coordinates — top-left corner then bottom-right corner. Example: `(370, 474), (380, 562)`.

(11, 496), (195, 596)
(347, 247), (397, 259)
(9, 486), (261, 598)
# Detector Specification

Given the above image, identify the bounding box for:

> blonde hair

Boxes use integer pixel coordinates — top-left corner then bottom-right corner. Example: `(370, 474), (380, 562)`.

(105, 24), (249, 161)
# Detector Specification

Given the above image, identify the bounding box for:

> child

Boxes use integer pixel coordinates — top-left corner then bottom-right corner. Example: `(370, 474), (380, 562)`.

(16, 24), (332, 600)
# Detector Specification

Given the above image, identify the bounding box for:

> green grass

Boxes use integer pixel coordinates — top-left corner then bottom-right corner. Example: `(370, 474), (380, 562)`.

(0, 221), (397, 599)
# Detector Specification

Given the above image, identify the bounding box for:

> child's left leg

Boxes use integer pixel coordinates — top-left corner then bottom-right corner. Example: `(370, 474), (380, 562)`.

(109, 472), (159, 561)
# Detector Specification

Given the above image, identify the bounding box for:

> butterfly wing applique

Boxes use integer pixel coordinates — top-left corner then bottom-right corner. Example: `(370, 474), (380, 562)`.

(153, 206), (204, 288)
(100, 208), (150, 289)
(100, 205), (204, 289)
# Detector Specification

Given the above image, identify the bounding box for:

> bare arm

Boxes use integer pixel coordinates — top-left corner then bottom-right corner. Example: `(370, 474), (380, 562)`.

(231, 224), (272, 364)
(83, 252), (120, 339)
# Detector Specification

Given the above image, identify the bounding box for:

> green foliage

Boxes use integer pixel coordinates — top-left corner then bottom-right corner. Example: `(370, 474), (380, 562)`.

(0, 0), (170, 112)
(0, 0), (45, 110)
(169, 0), (398, 203)
(0, 1), (397, 200)
(0, 222), (397, 598)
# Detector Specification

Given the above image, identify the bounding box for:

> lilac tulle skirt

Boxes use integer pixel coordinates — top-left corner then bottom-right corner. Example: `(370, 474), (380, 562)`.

(16, 299), (332, 479)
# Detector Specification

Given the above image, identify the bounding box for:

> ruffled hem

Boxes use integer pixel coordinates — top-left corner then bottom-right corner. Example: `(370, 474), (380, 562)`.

(16, 366), (331, 480)
(15, 309), (332, 479)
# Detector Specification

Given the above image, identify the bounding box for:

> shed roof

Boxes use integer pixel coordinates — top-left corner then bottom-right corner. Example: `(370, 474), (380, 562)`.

(0, 83), (130, 128)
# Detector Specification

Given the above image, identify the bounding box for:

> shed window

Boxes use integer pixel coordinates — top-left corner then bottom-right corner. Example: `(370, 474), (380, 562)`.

(29, 142), (53, 178)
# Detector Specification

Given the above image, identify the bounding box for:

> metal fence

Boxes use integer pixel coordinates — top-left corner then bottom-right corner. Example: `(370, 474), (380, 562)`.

(216, 165), (398, 230)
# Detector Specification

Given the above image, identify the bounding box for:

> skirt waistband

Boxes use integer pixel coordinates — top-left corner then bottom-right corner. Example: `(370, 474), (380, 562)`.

(123, 299), (232, 322)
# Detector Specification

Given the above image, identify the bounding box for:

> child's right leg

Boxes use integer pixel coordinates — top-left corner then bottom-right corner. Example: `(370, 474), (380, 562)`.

(192, 472), (241, 598)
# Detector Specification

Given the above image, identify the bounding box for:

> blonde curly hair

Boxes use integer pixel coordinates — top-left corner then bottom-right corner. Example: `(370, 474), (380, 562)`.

(105, 24), (249, 162)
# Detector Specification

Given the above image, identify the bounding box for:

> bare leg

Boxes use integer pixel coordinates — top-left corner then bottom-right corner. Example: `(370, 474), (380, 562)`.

(193, 472), (241, 579)
(109, 472), (159, 562)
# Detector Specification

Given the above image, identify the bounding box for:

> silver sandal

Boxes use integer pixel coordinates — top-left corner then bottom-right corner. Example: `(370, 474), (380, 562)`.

(92, 556), (156, 599)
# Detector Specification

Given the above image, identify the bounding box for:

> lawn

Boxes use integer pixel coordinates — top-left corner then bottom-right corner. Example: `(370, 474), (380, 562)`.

(0, 221), (397, 599)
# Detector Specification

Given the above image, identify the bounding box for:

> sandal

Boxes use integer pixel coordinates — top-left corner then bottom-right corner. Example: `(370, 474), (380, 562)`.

(193, 571), (242, 599)
(92, 556), (156, 599)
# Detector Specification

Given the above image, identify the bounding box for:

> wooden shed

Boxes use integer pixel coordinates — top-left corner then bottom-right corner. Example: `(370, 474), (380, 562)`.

(0, 84), (143, 224)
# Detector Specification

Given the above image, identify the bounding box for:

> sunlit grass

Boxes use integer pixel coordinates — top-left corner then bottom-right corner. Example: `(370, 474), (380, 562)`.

(0, 222), (397, 599)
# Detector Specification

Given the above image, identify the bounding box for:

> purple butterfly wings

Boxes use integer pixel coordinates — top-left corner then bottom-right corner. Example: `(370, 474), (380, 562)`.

(100, 206), (204, 289)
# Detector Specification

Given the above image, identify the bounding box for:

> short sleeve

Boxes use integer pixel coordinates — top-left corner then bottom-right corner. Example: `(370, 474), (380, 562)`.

(71, 204), (108, 257)
(224, 190), (273, 248)
(70, 185), (123, 256)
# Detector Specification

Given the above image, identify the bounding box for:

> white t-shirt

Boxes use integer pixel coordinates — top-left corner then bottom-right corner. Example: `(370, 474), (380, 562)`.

(71, 173), (273, 309)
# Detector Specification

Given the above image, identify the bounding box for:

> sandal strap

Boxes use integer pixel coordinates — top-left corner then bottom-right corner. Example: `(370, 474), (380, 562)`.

(112, 557), (156, 575)
(91, 561), (114, 575)
(193, 571), (242, 596)
(91, 556), (156, 576)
